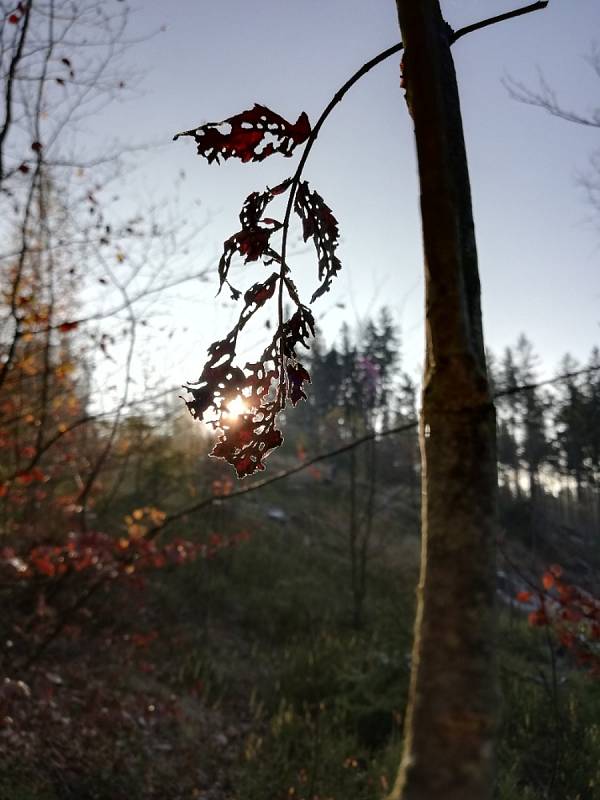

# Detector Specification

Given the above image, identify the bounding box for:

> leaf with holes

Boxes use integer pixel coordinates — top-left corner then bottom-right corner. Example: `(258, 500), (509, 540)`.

(174, 105), (311, 164)
(286, 362), (311, 405)
(243, 274), (278, 309)
(183, 286), (275, 423)
(212, 403), (283, 478)
(294, 181), (342, 302)
(217, 180), (291, 291)
(280, 306), (315, 358)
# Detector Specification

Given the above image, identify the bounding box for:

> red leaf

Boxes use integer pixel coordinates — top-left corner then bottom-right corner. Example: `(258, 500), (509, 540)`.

(542, 572), (555, 591)
(244, 276), (277, 308)
(31, 554), (55, 577)
(58, 320), (78, 333)
(174, 104), (311, 164)
(528, 609), (548, 627)
(217, 181), (289, 290)
(17, 162), (29, 174)
(559, 631), (575, 649)
(31, 141), (43, 153)
(516, 590), (532, 603)
(211, 409), (283, 478)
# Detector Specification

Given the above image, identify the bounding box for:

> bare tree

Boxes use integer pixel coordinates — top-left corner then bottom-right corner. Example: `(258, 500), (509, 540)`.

(0, 1), (209, 537)
(505, 47), (600, 216)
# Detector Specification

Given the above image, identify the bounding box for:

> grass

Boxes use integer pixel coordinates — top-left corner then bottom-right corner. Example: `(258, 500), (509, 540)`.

(4, 477), (600, 799)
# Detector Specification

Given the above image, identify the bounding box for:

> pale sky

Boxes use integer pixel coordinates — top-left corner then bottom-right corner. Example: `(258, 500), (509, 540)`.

(90, 0), (600, 392)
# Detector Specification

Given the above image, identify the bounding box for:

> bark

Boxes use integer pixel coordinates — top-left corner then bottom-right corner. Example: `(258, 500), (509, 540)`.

(390, 3), (498, 799)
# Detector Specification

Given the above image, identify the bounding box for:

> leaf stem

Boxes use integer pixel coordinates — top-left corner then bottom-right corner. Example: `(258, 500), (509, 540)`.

(277, 40), (405, 401)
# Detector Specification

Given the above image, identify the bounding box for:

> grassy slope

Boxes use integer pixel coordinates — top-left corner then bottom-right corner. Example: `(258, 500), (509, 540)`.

(2, 476), (600, 800)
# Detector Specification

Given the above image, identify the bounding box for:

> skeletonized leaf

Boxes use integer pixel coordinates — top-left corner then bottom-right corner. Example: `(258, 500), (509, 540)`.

(294, 181), (341, 302)
(174, 105), (310, 164)
(281, 306), (315, 358)
(217, 180), (291, 291)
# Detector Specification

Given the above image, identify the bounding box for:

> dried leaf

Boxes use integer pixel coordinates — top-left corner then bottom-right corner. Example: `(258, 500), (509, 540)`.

(217, 180), (290, 291)
(286, 362), (311, 405)
(174, 105), (311, 164)
(294, 181), (342, 302)
(58, 321), (78, 333)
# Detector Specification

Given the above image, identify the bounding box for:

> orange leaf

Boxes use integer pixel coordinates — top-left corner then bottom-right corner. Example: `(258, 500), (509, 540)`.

(542, 572), (555, 591)
(516, 590), (532, 603)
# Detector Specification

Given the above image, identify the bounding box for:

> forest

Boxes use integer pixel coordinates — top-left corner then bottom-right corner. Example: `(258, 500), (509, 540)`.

(1, 1), (600, 799)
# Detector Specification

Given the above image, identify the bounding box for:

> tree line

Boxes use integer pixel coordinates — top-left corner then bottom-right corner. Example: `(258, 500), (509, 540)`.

(291, 316), (600, 513)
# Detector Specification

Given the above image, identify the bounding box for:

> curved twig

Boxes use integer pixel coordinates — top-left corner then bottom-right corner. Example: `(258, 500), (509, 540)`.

(276, 40), (405, 399)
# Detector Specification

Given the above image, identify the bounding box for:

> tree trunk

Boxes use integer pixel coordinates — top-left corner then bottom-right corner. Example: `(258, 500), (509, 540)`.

(390, 3), (498, 800)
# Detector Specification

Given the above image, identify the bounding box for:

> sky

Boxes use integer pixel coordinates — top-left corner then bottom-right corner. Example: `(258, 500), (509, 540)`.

(92, 0), (600, 391)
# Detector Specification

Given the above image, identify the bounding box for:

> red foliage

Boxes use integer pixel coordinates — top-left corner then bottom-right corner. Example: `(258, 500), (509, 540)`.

(517, 566), (600, 676)
(516, 590), (532, 603)
(58, 320), (79, 333)
(0, 529), (251, 582)
(175, 103), (344, 476)
(174, 105), (311, 164)
(184, 289), (315, 476)
(542, 572), (555, 590)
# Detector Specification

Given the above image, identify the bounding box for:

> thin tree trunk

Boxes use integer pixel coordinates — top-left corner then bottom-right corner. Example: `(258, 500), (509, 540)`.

(390, 3), (498, 799)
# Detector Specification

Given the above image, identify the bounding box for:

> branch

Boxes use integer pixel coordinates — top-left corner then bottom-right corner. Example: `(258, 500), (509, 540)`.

(504, 71), (600, 129)
(451, 1), (549, 44)
(494, 364), (600, 400)
(0, 0), (33, 182)
(276, 40), (405, 398)
(275, 0), (552, 247)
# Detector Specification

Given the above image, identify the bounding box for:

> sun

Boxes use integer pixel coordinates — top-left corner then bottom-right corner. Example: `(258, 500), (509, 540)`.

(224, 395), (248, 420)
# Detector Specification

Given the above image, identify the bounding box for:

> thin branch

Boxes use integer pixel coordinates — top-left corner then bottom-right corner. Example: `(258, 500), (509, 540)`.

(0, 0), (33, 181)
(276, 39), (405, 398)
(451, 1), (549, 44)
(494, 365), (600, 400)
